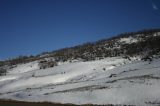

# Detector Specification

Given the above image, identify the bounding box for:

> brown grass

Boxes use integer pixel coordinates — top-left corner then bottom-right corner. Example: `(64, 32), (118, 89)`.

(0, 99), (134, 106)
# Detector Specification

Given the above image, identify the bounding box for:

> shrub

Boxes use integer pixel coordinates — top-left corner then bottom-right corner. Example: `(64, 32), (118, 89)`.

(39, 59), (57, 69)
(0, 68), (7, 76)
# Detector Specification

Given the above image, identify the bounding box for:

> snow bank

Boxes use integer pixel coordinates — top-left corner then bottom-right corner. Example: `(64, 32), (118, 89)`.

(0, 57), (160, 106)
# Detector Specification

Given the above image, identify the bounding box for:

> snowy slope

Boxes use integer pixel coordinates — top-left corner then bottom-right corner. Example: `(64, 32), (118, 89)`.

(119, 36), (138, 44)
(0, 57), (160, 106)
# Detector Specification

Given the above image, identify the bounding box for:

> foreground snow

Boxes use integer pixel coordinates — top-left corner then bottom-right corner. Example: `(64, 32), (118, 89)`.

(0, 57), (160, 106)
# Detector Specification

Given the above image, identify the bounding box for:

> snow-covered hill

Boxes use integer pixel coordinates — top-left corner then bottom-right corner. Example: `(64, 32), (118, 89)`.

(0, 56), (160, 106)
(0, 29), (160, 105)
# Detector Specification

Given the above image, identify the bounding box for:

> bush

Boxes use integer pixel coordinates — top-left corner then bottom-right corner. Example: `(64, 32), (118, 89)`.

(39, 59), (57, 69)
(0, 68), (7, 76)
(142, 56), (152, 62)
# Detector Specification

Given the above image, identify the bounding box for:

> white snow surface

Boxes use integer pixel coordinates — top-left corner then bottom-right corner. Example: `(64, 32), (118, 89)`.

(0, 57), (160, 106)
(119, 37), (138, 44)
(8, 61), (39, 74)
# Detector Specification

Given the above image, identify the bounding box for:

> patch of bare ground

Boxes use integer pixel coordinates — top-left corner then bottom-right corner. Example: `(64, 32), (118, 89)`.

(0, 99), (134, 106)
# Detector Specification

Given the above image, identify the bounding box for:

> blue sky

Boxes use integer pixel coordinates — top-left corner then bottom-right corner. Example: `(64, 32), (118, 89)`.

(0, 0), (160, 60)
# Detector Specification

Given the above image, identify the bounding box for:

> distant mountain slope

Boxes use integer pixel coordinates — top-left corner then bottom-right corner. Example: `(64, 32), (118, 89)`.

(1, 28), (160, 75)
(1, 29), (159, 64)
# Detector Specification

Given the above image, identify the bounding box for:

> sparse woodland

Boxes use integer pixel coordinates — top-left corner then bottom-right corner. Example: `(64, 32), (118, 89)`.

(1, 29), (160, 75)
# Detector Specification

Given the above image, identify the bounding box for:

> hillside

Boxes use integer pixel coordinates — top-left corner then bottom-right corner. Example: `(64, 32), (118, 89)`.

(0, 29), (160, 106)
(1, 29), (160, 66)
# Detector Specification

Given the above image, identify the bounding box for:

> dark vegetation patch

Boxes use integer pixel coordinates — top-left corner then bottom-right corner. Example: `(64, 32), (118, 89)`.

(44, 85), (109, 95)
(0, 99), (135, 106)
(38, 59), (57, 69)
(106, 74), (160, 84)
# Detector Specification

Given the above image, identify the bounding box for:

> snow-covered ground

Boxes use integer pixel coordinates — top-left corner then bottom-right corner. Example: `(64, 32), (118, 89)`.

(119, 37), (138, 44)
(0, 57), (160, 106)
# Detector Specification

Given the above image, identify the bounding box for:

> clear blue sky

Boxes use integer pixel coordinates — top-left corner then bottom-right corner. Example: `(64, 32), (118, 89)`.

(0, 0), (160, 60)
